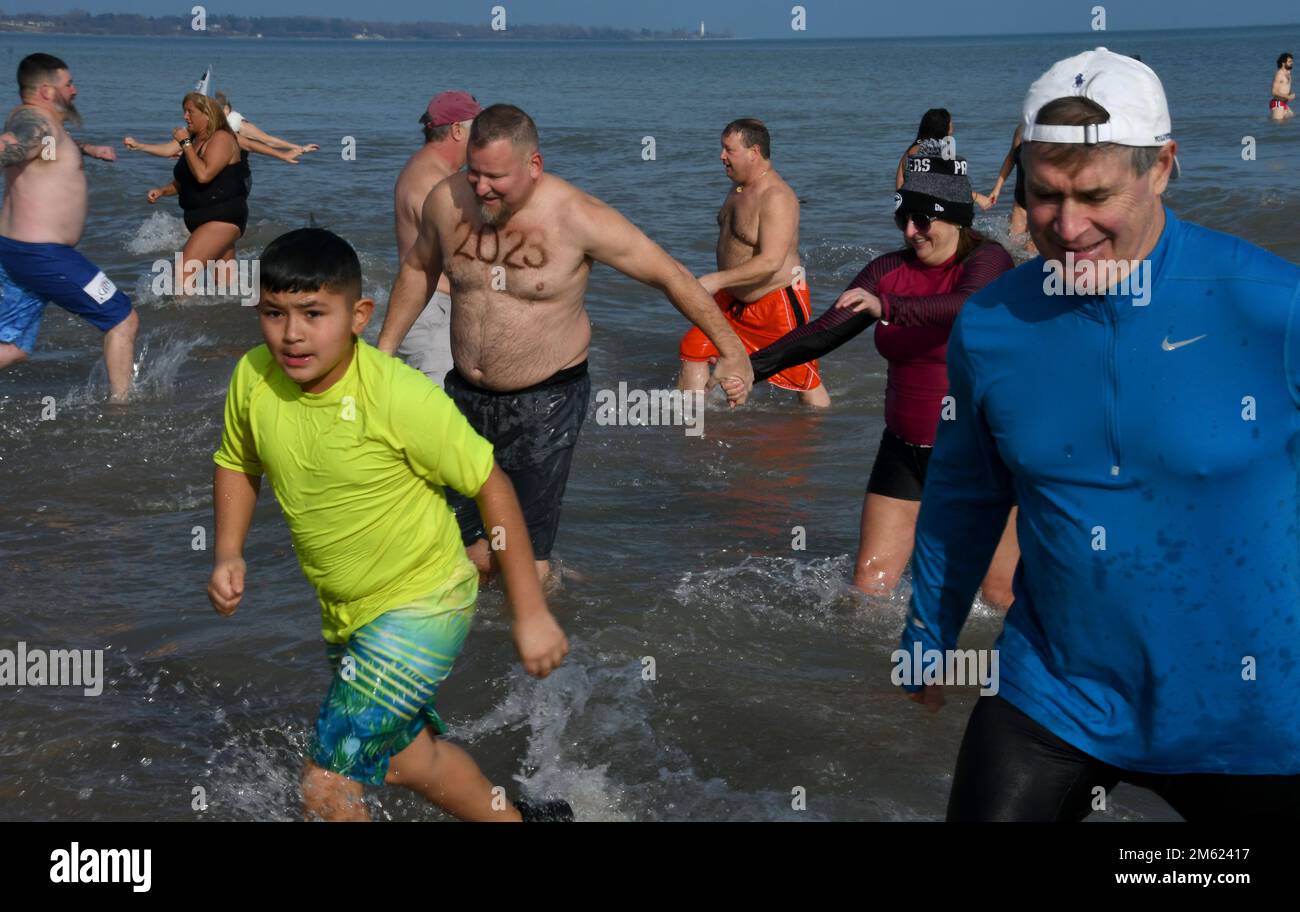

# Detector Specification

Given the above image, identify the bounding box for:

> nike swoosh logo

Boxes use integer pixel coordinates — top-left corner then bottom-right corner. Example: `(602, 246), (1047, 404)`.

(1161, 334), (1207, 351)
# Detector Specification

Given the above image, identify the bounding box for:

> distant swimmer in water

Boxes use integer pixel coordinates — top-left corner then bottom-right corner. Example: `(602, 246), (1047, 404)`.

(124, 90), (318, 164)
(378, 104), (753, 583)
(1272, 51), (1294, 120)
(392, 90), (482, 386)
(144, 92), (251, 270)
(898, 49), (1300, 820)
(209, 228), (572, 822)
(677, 118), (831, 407)
(733, 149), (1018, 607)
(895, 108), (993, 211)
(989, 123), (1038, 255)
(0, 53), (138, 401)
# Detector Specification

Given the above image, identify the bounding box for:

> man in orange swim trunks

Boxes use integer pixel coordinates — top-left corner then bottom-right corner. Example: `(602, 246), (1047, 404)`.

(676, 118), (831, 407)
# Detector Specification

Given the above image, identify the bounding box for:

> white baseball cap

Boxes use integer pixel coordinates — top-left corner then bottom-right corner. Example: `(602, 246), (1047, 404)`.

(1023, 47), (1179, 178)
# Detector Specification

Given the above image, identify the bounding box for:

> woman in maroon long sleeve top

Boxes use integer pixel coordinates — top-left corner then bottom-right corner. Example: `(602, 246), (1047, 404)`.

(743, 147), (1021, 606)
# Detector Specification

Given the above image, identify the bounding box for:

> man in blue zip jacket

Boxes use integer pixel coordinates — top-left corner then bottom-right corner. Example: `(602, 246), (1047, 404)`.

(898, 47), (1300, 820)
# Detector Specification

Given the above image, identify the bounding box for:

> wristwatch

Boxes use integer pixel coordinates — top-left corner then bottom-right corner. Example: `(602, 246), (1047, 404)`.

(179, 138), (193, 149)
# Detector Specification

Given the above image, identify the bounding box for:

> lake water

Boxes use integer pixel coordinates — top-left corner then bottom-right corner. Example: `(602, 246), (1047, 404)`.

(1, 25), (1297, 820)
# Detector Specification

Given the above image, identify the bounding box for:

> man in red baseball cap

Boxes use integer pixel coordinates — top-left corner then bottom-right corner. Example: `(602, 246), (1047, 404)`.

(392, 90), (482, 384)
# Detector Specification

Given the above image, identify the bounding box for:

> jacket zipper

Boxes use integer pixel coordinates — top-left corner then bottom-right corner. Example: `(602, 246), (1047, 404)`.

(1104, 294), (1122, 478)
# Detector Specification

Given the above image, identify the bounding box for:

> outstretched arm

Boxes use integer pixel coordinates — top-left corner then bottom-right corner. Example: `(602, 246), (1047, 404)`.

(377, 180), (444, 354)
(71, 138), (116, 161)
(239, 119), (317, 153)
(578, 194), (754, 405)
(747, 251), (908, 382)
(236, 131), (300, 163)
(123, 136), (182, 158)
(0, 108), (52, 168)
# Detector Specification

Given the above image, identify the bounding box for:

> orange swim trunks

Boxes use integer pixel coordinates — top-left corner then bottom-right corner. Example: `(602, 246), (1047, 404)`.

(679, 283), (821, 392)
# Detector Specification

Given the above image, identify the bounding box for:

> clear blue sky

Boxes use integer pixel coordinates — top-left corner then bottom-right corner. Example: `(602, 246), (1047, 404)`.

(24, 0), (1300, 39)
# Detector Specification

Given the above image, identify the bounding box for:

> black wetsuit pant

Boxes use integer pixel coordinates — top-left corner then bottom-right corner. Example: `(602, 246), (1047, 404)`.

(949, 696), (1300, 821)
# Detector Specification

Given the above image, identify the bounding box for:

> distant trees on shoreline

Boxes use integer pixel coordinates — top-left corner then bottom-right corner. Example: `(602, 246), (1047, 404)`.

(0, 10), (733, 40)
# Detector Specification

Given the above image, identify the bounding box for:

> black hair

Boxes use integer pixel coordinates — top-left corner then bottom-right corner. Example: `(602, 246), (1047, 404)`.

(259, 228), (362, 301)
(723, 118), (771, 160)
(916, 108), (952, 141)
(18, 53), (68, 98)
(1280, 52), (1295, 68)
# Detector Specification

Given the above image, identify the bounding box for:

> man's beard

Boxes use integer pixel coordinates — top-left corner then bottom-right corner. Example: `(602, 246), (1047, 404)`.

(55, 96), (82, 127)
(477, 197), (513, 227)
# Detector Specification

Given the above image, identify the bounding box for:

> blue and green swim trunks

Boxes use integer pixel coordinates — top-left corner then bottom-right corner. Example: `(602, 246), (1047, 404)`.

(310, 577), (477, 786)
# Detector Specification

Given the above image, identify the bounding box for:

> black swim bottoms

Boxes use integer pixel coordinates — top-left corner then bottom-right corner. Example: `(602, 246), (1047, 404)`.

(183, 199), (249, 236)
(1013, 143), (1027, 210)
(443, 361), (590, 561)
(866, 427), (931, 501)
(949, 695), (1300, 821)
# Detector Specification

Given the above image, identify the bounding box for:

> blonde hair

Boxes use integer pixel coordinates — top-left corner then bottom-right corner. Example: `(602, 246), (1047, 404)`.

(182, 92), (233, 136)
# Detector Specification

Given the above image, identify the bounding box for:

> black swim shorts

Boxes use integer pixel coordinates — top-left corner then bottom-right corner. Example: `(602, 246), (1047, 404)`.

(443, 360), (590, 561)
(866, 427), (932, 501)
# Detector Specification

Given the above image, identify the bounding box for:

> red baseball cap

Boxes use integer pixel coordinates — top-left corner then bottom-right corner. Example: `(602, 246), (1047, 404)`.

(420, 91), (482, 127)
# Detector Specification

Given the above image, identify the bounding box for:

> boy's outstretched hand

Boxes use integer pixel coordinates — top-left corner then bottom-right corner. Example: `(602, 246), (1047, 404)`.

(513, 610), (569, 678)
(208, 557), (246, 616)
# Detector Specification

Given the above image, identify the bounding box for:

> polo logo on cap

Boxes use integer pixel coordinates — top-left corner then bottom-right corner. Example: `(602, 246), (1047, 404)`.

(934, 203), (945, 212)
(1074, 72), (1085, 88)
(893, 192), (903, 212)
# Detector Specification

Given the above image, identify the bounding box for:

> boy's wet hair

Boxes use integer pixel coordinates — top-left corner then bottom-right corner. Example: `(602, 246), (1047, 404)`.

(260, 228), (363, 300)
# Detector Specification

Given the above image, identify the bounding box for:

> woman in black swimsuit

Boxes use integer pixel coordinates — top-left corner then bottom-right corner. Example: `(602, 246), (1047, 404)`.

(145, 92), (251, 270)
(989, 124), (1037, 255)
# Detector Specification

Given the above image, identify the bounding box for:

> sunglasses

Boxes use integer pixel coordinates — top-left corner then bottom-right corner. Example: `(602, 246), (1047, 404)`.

(894, 211), (936, 232)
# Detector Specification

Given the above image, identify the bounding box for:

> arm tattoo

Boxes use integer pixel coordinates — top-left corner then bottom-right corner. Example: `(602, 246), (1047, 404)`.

(0, 108), (52, 167)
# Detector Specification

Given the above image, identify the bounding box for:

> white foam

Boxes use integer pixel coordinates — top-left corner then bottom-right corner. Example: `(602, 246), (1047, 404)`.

(74, 330), (209, 403)
(126, 211), (190, 256)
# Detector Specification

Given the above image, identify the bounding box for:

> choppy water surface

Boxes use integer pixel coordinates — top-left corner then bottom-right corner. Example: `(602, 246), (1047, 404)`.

(2, 26), (1297, 820)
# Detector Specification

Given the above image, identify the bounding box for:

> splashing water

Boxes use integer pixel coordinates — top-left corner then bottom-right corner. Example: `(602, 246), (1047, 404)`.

(76, 330), (210, 404)
(126, 211), (190, 256)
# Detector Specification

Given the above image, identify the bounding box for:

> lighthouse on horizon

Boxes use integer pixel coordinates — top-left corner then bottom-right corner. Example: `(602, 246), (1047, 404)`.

(700, 20), (705, 38)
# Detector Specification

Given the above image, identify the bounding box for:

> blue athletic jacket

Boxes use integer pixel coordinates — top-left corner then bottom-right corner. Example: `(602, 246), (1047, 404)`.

(899, 207), (1300, 774)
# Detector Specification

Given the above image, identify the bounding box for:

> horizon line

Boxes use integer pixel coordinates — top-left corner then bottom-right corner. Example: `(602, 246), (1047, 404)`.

(1, 13), (1297, 42)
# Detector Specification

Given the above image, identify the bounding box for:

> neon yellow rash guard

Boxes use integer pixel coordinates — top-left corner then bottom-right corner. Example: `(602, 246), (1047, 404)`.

(214, 339), (494, 643)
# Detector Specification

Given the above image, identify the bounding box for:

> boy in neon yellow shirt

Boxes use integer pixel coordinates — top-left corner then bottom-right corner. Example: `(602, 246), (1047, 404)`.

(208, 228), (570, 821)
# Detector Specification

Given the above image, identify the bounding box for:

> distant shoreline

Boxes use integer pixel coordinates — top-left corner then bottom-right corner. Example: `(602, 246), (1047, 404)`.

(0, 12), (735, 41)
(0, 14), (1293, 43)
(0, 32), (745, 42)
